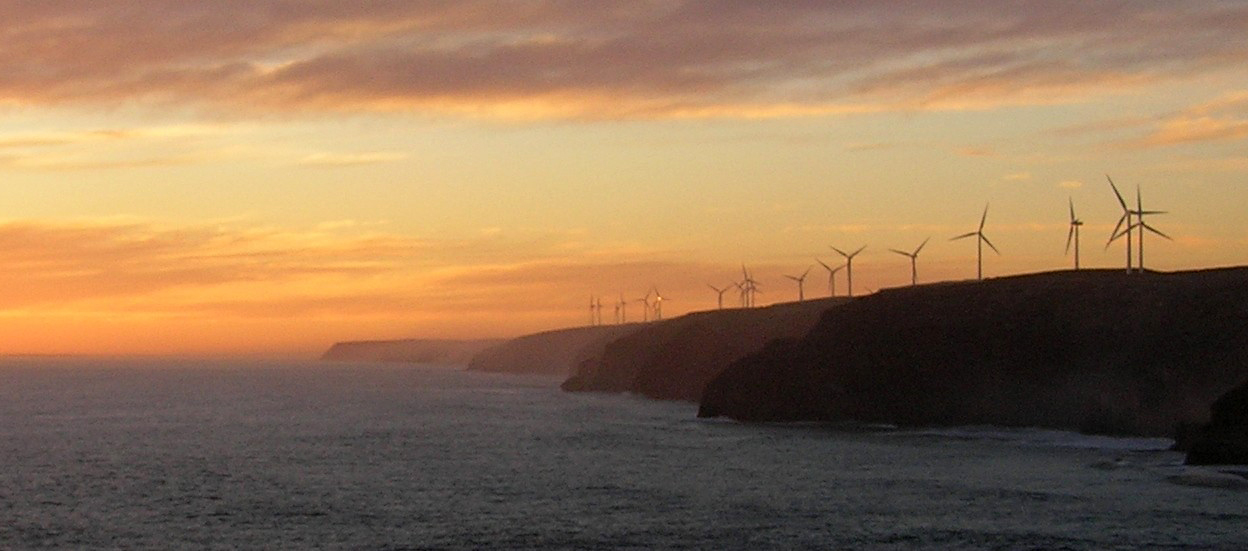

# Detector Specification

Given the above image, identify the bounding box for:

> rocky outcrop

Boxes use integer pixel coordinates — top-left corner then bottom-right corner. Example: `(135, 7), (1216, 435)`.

(699, 268), (1248, 437)
(321, 339), (502, 365)
(562, 298), (845, 401)
(1185, 381), (1248, 465)
(467, 324), (643, 377)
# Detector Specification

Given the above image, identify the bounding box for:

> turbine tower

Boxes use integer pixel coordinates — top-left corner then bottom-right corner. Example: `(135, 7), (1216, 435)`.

(951, 203), (999, 280)
(707, 283), (730, 310)
(1107, 175), (1134, 273)
(740, 265), (761, 307)
(830, 245), (866, 298)
(784, 266), (812, 302)
(1066, 198), (1083, 270)
(618, 294), (628, 323)
(888, 237), (930, 286)
(815, 258), (844, 297)
(651, 287), (666, 320)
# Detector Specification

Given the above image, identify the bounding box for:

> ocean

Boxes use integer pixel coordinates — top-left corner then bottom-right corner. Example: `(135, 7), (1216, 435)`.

(1, 358), (1245, 550)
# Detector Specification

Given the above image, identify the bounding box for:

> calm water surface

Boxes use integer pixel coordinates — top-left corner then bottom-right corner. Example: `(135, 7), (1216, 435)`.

(1, 358), (1245, 549)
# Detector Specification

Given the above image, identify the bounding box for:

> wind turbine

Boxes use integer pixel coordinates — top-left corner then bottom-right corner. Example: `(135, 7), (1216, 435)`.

(1115, 186), (1170, 272)
(888, 237), (930, 286)
(707, 283), (730, 310)
(830, 245), (866, 297)
(740, 265), (761, 307)
(651, 287), (666, 320)
(815, 258), (844, 297)
(1106, 175), (1133, 273)
(595, 296), (604, 326)
(784, 266), (812, 302)
(588, 295), (598, 326)
(618, 294), (628, 323)
(1066, 198), (1083, 270)
(951, 203), (999, 280)
(635, 290), (652, 322)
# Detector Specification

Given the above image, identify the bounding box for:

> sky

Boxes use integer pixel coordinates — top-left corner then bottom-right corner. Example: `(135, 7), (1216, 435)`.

(2, 1), (1247, 357)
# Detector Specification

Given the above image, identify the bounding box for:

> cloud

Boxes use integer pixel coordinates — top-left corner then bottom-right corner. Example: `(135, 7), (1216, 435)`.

(1003, 172), (1031, 181)
(0, 2), (1244, 120)
(297, 151), (408, 166)
(1113, 91), (1248, 148)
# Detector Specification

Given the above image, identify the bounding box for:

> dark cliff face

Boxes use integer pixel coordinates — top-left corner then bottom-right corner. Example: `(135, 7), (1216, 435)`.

(561, 298), (845, 401)
(699, 268), (1248, 437)
(1185, 381), (1248, 465)
(467, 324), (643, 376)
(321, 339), (503, 365)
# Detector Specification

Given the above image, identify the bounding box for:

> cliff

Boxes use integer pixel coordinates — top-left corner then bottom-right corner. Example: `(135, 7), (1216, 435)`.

(321, 338), (503, 365)
(1184, 380), (1248, 465)
(467, 324), (643, 377)
(561, 298), (846, 401)
(699, 268), (1248, 437)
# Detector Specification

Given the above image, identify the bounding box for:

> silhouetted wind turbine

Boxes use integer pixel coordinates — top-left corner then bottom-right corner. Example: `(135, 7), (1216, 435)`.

(815, 258), (844, 297)
(740, 265), (761, 307)
(784, 266), (812, 302)
(635, 290), (652, 322)
(1066, 198), (1083, 270)
(1117, 186), (1170, 272)
(951, 203), (999, 280)
(1106, 175), (1133, 273)
(830, 245), (866, 297)
(707, 283), (730, 310)
(888, 237), (930, 286)
(588, 295), (598, 326)
(618, 294), (628, 323)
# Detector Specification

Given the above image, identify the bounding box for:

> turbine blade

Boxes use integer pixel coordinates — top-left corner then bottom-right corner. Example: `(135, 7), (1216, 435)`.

(1138, 210), (1167, 215)
(914, 237), (931, 255)
(1143, 223), (1172, 240)
(981, 234), (1000, 254)
(801, 267), (812, 278)
(830, 246), (847, 257)
(888, 248), (910, 257)
(851, 245), (867, 257)
(1110, 213), (1128, 241)
(1065, 225), (1074, 254)
(1107, 175), (1127, 209)
(951, 232), (977, 241)
(979, 203), (989, 231)
(1069, 197), (1076, 223)
(816, 258), (832, 271)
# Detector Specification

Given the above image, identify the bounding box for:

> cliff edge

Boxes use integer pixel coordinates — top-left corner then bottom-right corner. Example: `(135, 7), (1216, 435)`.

(467, 324), (644, 377)
(699, 268), (1248, 437)
(562, 298), (846, 401)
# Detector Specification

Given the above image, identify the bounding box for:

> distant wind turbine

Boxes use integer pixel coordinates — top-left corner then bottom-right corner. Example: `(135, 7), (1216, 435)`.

(951, 203), (999, 280)
(739, 265), (761, 307)
(635, 290), (652, 322)
(651, 287), (666, 320)
(888, 237), (930, 286)
(618, 294), (628, 323)
(815, 258), (844, 297)
(1106, 175), (1133, 273)
(707, 283), (731, 310)
(784, 266), (812, 302)
(1066, 198), (1083, 270)
(830, 245), (866, 297)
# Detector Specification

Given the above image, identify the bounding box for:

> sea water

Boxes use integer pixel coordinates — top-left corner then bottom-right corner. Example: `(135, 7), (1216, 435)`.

(1, 358), (1246, 550)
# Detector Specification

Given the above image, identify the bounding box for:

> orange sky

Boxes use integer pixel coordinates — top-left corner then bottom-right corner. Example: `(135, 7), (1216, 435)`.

(1, 2), (1247, 357)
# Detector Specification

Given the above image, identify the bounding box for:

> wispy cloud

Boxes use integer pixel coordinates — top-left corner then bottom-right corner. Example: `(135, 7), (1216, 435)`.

(297, 151), (408, 166)
(0, 2), (1244, 120)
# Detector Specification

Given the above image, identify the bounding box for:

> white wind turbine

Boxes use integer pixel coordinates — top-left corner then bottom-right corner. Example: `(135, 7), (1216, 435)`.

(784, 266), (813, 302)
(951, 203), (999, 280)
(1066, 198), (1083, 270)
(651, 287), (666, 320)
(830, 245), (866, 298)
(1106, 175), (1134, 273)
(815, 258), (844, 297)
(888, 237), (930, 286)
(707, 283), (731, 310)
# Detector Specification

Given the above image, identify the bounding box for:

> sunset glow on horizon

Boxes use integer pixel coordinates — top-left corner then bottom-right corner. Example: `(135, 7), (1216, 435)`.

(3, 2), (1247, 357)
